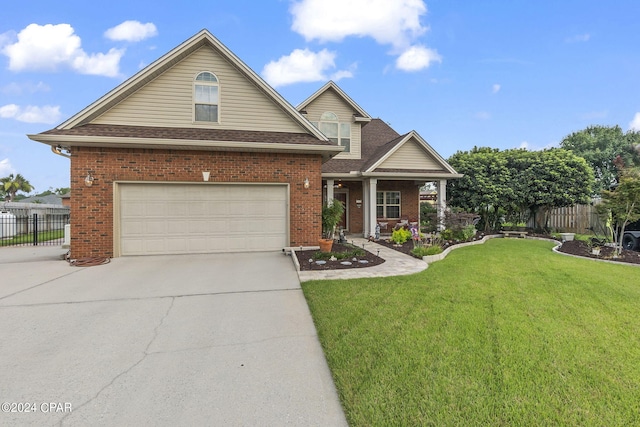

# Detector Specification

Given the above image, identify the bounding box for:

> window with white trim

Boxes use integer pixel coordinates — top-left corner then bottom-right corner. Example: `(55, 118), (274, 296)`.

(194, 72), (219, 122)
(311, 111), (351, 152)
(376, 191), (401, 219)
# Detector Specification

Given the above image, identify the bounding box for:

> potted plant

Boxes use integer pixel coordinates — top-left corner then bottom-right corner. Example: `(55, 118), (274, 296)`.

(320, 199), (344, 252)
(587, 236), (606, 256)
(501, 221), (514, 231)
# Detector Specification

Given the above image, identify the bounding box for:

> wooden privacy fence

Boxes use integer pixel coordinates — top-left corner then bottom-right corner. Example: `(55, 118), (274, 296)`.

(526, 203), (604, 234)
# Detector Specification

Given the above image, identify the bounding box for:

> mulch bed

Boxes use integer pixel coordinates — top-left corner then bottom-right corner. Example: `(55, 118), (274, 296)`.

(375, 233), (491, 258)
(296, 235), (640, 271)
(557, 239), (640, 265)
(295, 243), (385, 271)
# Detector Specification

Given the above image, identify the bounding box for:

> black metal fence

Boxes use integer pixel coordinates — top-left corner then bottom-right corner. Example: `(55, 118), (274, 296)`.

(1, 210), (70, 247)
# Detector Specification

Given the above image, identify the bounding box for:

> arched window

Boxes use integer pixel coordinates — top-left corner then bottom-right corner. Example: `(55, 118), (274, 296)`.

(315, 111), (350, 152)
(194, 72), (219, 122)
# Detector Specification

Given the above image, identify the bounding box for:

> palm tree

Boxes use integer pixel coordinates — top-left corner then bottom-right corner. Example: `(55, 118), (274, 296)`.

(1, 173), (34, 201)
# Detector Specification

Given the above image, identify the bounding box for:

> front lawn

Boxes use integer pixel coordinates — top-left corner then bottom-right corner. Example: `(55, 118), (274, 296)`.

(302, 239), (640, 426)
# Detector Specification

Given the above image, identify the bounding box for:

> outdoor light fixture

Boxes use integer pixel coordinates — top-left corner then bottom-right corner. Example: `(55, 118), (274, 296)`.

(202, 171), (210, 182)
(84, 172), (94, 187)
(303, 177), (310, 189)
(356, 199), (362, 208)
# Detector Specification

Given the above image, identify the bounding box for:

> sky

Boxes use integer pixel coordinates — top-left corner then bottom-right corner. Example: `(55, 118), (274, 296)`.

(2, 0), (640, 194)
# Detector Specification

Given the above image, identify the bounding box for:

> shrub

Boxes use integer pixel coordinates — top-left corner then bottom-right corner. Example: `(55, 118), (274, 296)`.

(420, 203), (438, 232)
(411, 245), (444, 257)
(441, 225), (476, 241)
(313, 245), (366, 260)
(391, 227), (412, 244)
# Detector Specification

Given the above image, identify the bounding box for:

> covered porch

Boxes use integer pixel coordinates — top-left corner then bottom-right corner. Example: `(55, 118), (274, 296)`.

(323, 176), (450, 238)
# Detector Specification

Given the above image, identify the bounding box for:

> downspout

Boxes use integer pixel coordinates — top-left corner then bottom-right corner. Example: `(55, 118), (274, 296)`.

(51, 145), (71, 158)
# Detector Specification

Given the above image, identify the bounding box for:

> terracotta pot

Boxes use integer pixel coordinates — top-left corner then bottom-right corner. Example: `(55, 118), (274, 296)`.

(318, 238), (334, 253)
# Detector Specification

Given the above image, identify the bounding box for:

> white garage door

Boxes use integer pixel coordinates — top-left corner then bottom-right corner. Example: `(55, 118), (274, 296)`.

(118, 183), (288, 256)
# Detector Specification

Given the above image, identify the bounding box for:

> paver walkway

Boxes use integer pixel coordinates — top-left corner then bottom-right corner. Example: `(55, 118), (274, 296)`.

(296, 236), (427, 282)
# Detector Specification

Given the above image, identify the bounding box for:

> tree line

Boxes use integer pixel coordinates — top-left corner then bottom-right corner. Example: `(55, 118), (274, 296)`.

(1, 173), (70, 202)
(446, 125), (640, 233)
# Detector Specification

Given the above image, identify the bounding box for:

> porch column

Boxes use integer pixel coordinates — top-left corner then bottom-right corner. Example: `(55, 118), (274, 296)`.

(365, 178), (377, 238)
(437, 179), (447, 231)
(326, 179), (334, 203)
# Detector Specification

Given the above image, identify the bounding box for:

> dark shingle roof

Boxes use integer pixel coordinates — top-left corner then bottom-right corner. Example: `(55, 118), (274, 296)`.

(42, 124), (333, 146)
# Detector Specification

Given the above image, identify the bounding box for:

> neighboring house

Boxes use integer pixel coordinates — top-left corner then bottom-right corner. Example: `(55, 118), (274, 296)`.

(28, 29), (459, 259)
(18, 194), (63, 205)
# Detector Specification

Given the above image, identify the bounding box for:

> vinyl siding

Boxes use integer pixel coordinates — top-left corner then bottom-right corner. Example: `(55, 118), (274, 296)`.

(303, 89), (361, 160)
(377, 140), (443, 170)
(93, 46), (305, 133)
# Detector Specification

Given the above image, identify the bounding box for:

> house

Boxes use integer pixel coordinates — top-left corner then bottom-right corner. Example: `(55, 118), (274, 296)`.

(297, 81), (461, 236)
(28, 29), (460, 259)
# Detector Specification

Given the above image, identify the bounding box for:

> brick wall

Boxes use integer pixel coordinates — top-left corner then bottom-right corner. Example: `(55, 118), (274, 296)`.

(70, 147), (323, 258)
(377, 180), (420, 229)
(327, 180), (420, 235)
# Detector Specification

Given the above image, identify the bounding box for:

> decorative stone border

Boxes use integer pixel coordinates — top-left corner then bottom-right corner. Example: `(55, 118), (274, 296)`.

(284, 246), (320, 272)
(421, 234), (502, 263)
(551, 240), (640, 268)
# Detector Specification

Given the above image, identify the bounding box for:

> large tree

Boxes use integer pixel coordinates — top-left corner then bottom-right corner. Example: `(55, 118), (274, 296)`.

(447, 147), (512, 231)
(1, 173), (34, 201)
(522, 149), (593, 229)
(560, 125), (640, 194)
(448, 148), (593, 231)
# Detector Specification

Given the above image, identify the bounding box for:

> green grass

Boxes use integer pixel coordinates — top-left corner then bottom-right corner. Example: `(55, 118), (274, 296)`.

(0, 229), (64, 246)
(302, 239), (640, 426)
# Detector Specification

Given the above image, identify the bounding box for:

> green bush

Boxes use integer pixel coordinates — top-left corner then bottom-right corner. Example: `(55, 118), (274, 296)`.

(313, 245), (366, 260)
(391, 227), (412, 244)
(441, 225), (476, 241)
(411, 245), (444, 257)
(420, 202), (438, 231)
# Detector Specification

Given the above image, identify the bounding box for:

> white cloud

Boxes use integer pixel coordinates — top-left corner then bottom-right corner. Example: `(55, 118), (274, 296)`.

(0, 158), (15, 177)
(395, 44), (441, 71)
(1, 81), (50, 95)
(1, 23), (124, 77)
(290, 0), (439, 72)
(475, 111), (491, 120)
(0, 104), (61, 124)
(565, 33), (590, 43)
(291, 0), (428, 48)
(492, 83), (501, 94)
(629, 112), (640, 131)
(517, 140), (557, 151)
(104, 21), (158, 42)
(262, 48), (353, 87)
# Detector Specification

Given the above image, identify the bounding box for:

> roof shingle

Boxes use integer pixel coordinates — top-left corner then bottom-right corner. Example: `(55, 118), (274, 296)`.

(42, 123), (333, 146)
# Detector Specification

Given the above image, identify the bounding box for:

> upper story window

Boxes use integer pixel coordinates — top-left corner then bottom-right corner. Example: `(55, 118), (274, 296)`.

(194, 72), (219, 122)
(313, 111), (351, 152)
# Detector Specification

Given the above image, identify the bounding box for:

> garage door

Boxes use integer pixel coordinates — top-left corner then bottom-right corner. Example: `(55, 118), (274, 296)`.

(118, 183), (288, 256)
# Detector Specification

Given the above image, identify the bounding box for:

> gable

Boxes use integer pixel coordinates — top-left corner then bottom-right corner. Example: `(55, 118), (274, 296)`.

(375, 138), (446, 172)
(303, 88), (359, 121)
(303, 88), (362, 160)
(93, 46), (305, 133)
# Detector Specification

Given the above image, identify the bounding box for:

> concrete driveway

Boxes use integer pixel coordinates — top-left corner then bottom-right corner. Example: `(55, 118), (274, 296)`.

(0, 246), (347, 426)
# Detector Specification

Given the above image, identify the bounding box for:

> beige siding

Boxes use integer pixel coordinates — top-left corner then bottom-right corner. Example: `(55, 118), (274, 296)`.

(304, 89), (361, 159)
(377, 140), (444, 170)
(93, 47), (305, 133)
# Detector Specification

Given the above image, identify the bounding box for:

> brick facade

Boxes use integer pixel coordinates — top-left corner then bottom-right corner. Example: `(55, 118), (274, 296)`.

(328, 180), (420, 234)
(70, 146), (323, 258)
(377, 180), (420, 228)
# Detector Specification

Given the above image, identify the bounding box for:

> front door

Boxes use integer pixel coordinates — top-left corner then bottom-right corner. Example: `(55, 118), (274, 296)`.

(334, 192), (348, 231)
